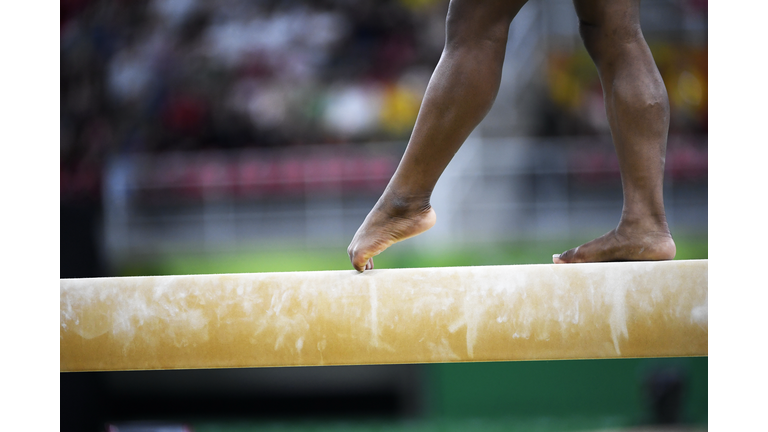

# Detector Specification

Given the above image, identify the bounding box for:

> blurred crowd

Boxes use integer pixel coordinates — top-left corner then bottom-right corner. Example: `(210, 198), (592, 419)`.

(61, 0), (450, 200)
(61, 0), (707, 201)
(61, 0), (443, 169)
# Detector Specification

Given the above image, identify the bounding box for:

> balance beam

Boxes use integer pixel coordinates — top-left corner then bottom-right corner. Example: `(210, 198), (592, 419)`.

(60, 260), (707, 372)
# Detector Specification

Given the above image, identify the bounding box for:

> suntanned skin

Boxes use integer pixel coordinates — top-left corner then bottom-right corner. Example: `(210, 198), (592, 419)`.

(348, 0), (675, 271)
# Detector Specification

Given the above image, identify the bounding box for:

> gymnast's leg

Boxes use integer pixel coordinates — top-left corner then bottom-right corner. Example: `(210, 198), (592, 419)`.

(554, 0), (676, 263)
(348, 0), (529, 271)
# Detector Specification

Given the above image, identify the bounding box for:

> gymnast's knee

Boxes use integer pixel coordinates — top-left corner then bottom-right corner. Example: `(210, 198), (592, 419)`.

(444, 0), (526, 50)
(577, 19), (644, 64)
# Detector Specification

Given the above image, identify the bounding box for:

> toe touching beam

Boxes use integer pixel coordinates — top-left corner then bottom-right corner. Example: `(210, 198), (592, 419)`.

(60, 260), (707, 372)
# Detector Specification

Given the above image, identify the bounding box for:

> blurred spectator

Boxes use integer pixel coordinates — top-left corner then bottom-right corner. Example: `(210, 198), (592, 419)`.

(644, 367), (687, 425)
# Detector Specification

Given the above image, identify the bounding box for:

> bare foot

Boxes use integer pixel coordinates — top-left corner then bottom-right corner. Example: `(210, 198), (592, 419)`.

(348, 197), (437, 272)
(553, 221), (676, 264)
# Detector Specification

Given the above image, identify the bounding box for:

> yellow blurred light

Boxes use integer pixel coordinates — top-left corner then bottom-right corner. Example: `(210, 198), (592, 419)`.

(379, 85), (422, 135)
(678, 70), (703, 107)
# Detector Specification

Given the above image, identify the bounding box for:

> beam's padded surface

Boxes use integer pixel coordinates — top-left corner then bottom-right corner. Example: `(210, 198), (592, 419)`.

(60, 260), (707, 371)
